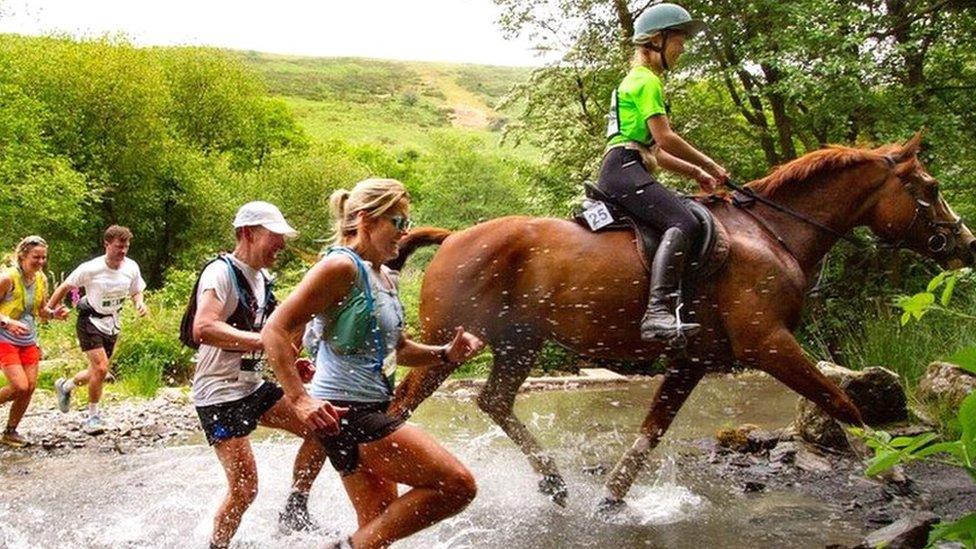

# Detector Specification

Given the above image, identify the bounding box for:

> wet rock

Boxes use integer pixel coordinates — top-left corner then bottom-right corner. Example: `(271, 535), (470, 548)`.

(916, 361), (976, 409)
(794, 446), (832, 473)
(795, 362), (908, 451)
(581, 464), (609, 476)
(746, 428), (783, 452)
(857, 511), (939, 549)
(769, 441), (799, 464)
(157, 388), (188, 404)
(715, 423), (759, 452)
(742, 480), (765, 493)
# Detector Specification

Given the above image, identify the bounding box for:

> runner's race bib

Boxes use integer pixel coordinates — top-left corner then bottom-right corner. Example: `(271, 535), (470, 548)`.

(238, 356), (264, 383)
(582, 201), (614, 231)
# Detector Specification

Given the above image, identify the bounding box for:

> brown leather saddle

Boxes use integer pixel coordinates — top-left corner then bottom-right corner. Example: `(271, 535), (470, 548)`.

(573, 182), (730, 280)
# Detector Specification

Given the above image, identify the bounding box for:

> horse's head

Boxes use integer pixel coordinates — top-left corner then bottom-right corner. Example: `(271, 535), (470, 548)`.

(867, 132), (976, 268)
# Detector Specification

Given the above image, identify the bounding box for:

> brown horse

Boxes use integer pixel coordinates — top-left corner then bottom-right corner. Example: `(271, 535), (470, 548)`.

(387, 133), (976, 508)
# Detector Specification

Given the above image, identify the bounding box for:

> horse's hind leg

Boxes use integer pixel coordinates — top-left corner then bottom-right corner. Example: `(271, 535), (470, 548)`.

(475, 342), (569, 505)
(602, 358), (705, 505)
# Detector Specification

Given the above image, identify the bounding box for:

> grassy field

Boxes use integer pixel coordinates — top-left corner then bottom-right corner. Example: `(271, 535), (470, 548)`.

(235, 51), (539, 160)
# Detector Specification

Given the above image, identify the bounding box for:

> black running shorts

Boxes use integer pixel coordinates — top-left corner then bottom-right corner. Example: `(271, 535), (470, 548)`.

(195, 381), (284, 446)
(75, 314), (118, 358)
(319, 399), (404, 476)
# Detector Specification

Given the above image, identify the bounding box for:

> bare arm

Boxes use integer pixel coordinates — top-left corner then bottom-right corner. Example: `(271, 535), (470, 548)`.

(192, 289), (262, 352)
(648, 115), (728, 181)
(395, 327), (485, 368)
(654, 147), (719, 193)
(45, 280), (76, 312)
(131, 291), (148, 316)
(38, 278), (69, 321)
(262, 256), (355, 432)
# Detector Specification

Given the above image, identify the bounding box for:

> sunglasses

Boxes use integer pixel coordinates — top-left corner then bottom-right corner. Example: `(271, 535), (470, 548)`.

(388, 215), (412, 232)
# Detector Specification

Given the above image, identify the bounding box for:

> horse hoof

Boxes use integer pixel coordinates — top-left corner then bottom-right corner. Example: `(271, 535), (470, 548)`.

(538, 474), (568, 506)
(668, 333), (688, 350)
(595, 497), (626, 519)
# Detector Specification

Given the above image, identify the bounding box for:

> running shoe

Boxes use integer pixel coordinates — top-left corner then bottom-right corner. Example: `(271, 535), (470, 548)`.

(278, 491), (321, 533)
(83, 415), (106, 435)
(0, 429), (28, 448)
(54, 377), (71, 413)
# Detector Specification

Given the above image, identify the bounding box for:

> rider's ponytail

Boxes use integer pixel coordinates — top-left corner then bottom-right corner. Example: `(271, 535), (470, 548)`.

(632, 33), (663, 69)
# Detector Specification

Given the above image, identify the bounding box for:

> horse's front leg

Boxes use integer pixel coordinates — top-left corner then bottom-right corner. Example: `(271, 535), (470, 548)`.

(389, 361), (462, 420)
(737, 326), (863, 425)
(601, 359), (706, 507)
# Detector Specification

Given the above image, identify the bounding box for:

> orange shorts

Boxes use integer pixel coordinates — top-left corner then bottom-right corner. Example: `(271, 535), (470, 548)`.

(0, 342), (41, 367)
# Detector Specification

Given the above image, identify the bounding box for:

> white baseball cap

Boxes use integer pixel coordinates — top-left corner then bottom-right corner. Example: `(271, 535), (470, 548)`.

(233, 201), (298, 238)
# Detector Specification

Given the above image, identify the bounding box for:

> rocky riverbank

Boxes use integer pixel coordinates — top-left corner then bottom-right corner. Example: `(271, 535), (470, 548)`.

(3, 371), (974, 547)
(0, 388), (199, 458)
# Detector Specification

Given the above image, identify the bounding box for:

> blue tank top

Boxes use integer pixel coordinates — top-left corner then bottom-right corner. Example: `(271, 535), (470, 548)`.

(309, 256), (404, 403)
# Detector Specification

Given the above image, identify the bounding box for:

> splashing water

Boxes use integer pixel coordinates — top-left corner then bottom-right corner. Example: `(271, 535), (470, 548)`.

(0, 376), (865, 548)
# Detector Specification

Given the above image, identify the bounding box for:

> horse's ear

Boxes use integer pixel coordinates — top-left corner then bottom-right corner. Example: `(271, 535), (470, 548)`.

(893, 129), (925, 162)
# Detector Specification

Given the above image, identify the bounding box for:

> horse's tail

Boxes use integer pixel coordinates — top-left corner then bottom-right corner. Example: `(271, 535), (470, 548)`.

(387, 227), (453, 271)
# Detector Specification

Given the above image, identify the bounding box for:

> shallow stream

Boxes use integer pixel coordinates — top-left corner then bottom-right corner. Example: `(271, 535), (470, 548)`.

(0, 375), (866, 548)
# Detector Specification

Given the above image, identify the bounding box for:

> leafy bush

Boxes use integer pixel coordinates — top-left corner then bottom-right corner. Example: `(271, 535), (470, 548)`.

(112, 302), (195, 393)
(852, 270), (976, 546)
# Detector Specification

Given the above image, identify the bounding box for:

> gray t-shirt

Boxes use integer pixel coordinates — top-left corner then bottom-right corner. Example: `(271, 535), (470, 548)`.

(191, 255), (272, 407)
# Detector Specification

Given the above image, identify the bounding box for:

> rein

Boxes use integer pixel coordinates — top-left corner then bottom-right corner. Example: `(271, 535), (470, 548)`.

(725, 154), (965, 291)
(726, 179), (866, 249)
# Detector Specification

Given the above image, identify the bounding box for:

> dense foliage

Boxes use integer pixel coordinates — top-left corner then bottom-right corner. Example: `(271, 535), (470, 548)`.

(0, 35), (552, 393)
(2, 1), (975, 399)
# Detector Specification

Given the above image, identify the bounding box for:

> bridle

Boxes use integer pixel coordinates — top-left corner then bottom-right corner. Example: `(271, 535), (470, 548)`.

(878, 171), (964, 256)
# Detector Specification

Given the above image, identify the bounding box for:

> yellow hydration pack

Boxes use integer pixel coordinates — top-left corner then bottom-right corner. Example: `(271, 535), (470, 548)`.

(0, 267), (47, 320)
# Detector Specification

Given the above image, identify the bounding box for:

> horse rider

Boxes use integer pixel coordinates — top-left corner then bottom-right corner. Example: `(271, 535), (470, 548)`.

(599, 2), (730, 341)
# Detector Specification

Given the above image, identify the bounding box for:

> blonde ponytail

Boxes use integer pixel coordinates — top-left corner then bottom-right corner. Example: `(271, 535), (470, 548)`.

(329, 179), (409, 245)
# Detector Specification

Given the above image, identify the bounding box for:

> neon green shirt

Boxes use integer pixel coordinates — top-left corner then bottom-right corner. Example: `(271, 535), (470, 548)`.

(606, 66), (668, 146)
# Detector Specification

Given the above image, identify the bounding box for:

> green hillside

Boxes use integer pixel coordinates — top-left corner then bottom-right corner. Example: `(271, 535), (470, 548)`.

(232, 51), (537, 159)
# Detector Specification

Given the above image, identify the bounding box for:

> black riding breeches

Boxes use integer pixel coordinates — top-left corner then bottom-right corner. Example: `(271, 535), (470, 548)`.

(596, 147), (700, 243)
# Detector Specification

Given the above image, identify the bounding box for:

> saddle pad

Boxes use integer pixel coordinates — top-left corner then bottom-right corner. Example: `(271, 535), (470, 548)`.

(572, 198), (730, 280)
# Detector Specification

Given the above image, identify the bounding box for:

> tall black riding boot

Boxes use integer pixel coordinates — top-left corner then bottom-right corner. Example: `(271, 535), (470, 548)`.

(640, 227), (701, 341)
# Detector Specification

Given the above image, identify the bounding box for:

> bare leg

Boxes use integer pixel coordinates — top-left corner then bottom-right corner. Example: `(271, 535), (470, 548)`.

(211, 437), (259, 547)
(0, 363), (27, 407)
(259, 396), (328, 493)
(347, 424), (476, 549)
(72, 348), (110, 405)
(1, 362), (36, 430)
(603, 360), (705, 503)
(4, 363), (38, 430)
(342, 471), (398, 527)
(475, 344), (568, 503)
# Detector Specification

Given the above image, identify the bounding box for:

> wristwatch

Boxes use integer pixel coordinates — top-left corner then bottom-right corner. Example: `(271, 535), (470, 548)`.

(438, 346), (453, 364)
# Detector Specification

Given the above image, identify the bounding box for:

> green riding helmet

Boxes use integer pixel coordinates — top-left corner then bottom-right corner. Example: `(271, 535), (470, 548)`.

(632, 3), (707, 44)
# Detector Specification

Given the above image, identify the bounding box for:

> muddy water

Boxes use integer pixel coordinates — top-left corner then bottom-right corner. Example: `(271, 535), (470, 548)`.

(0, 375), (864, 548)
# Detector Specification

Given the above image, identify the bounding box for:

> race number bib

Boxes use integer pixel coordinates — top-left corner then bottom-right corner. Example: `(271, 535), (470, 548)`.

(238, 356), (264, 383)
(605, 89), (620, 137)
(582, 202), (614, 231)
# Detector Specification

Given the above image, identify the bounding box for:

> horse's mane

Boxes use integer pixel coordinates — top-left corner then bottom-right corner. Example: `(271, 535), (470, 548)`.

(747, 145), (891, 197)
